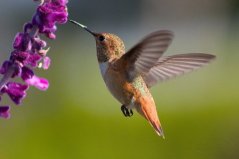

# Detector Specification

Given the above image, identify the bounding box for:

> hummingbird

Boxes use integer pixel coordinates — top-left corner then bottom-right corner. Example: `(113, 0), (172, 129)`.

(70, 20), (216, 137)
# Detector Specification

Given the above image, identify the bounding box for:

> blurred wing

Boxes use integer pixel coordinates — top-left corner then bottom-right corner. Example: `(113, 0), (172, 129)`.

(143, 53), (216, 87)
(122, 30), (174, 75)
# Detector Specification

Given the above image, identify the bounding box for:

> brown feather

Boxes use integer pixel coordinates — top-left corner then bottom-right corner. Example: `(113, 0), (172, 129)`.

(121, 30), (174, 75)
(143, 53), (216, 87)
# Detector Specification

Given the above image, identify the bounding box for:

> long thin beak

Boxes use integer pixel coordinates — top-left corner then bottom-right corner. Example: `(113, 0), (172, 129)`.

(69, 20), (97, 36)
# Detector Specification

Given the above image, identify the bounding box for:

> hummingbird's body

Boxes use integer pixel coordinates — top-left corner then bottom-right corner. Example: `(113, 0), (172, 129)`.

(96, 33), (163, 135)
(70, 20), (216, 137)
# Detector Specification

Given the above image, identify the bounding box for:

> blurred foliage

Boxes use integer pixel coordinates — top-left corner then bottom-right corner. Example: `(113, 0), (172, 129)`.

(0, 0), (239, 159)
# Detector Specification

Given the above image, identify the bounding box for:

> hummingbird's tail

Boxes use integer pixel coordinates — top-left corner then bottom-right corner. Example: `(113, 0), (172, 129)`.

(136, 99), (164, 138)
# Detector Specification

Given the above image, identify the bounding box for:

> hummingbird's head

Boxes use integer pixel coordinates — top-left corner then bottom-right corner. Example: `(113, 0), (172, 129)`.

(94, 33), (125, 63)
(70, 20), (125, 63)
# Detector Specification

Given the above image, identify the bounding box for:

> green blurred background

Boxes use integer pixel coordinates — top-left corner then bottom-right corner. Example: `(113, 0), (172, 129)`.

(0, 0), (239, 159)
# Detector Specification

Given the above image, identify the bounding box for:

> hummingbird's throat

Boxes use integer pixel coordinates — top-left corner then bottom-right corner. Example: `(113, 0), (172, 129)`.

(96, 46), (110, 63)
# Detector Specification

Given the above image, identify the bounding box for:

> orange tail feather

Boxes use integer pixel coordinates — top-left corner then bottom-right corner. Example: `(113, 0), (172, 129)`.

(136, 101), (164, 138)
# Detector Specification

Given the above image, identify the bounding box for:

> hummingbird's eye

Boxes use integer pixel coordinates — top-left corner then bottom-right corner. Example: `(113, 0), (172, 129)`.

(99, 35), (105, 42)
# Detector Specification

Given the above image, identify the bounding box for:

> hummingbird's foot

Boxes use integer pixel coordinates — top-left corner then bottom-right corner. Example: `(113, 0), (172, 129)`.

(121, 105), (133, 117)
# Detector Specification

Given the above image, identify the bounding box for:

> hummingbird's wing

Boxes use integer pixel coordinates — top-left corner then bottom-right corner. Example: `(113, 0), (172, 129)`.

(143, 53), (216, 87)
(121, 30), (174, 75)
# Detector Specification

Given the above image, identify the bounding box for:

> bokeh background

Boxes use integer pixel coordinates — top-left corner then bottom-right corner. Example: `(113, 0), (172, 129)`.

(0, 0), (239, 159)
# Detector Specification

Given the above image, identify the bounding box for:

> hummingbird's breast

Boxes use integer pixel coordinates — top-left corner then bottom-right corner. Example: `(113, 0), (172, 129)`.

(100, 62), (128, 104)
(100, 61), (154, 108)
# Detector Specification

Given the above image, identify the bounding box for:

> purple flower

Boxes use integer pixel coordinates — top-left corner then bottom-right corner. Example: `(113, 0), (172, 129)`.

(13, 32), (47, 53)
(1, 82), (29, 105)
(13, 33), (32, 51)
(10, 51), (29, 65)
(32, 0), (68, 39)
(0, 106), (10, 119)
(0, 0), (68, 119)
(10, 50), (42, 68)
(43, 56), (51, 69)
(21, 67), (34, 81)
(53, 0), (68, 6)
(0, 61), (21, 78)
(32, 37), (47, 51)
(0, 61), (12, 75)
(25, 75), (49, 91)
(27, 53), (42, 67)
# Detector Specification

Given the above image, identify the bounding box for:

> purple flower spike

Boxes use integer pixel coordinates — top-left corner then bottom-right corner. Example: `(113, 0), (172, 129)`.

(2, 82), (29, 105)
(0, 106), (10, 119)
(0, 0), (68, 119)
(25, 75), (49, 91)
